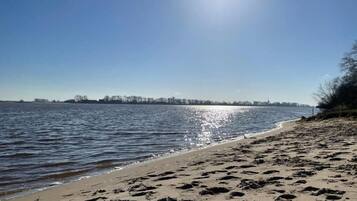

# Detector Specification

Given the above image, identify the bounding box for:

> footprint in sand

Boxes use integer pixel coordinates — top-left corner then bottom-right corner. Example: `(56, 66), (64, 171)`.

(275, 194), (296, 200)
(176, 183), (193, 190)
(128, 183), (157, 193)
(229, 191), (245, 198)
(199, 187), (230, 195)
(113, 188), (125, 194)
(239, 164), (256, 169)
(292, 179), (306, 185)
(85, 197), (108, 201)
(153, 175), (178, 181)
(157, 197), (178, 201)
(238, 179), (266, 190)
(292, 170), (316, 177)
(263, 170), (280, 174)
(241, 170), (259, 175)
(217, 175), (239, 180)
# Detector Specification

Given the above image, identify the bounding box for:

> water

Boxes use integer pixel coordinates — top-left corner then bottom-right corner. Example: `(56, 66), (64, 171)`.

(0, 103), (313, 198)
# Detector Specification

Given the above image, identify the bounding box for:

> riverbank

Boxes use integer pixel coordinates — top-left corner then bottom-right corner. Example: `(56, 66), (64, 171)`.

(10, 118), (357, 201)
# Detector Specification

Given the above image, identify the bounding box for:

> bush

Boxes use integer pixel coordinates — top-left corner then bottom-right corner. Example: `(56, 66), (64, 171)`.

(316, 41), (357, 109)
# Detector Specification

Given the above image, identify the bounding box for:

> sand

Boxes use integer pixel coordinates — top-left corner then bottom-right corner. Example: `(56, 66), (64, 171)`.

(9, 118), (357, 201)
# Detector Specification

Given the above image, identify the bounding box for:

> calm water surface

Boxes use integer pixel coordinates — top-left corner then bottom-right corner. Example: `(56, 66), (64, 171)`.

(0, 103), (313, 198)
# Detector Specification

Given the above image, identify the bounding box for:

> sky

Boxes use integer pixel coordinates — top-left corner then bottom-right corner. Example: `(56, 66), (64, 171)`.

(1, 0), (357, 105)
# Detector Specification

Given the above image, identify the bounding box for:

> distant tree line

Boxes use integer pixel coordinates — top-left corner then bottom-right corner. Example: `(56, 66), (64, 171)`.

(63, 95), (310, 107)
(315, 41), (357, 109)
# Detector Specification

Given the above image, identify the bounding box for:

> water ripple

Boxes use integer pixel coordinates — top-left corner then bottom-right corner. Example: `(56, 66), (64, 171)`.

(0, 103), (313, 198)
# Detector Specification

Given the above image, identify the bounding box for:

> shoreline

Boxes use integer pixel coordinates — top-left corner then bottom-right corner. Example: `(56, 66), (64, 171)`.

(7, 119), (297, 201)
(9, 117), (357, 201)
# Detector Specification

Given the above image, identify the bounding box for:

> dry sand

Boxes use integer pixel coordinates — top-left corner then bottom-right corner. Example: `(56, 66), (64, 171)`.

(9, 118), (357, 201)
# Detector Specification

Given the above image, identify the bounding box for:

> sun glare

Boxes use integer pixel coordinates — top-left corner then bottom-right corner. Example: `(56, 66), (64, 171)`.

(190, 0), (241, 25)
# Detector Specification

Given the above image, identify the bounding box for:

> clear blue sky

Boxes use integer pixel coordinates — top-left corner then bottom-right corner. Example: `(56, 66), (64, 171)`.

(1, 0), (356, 105)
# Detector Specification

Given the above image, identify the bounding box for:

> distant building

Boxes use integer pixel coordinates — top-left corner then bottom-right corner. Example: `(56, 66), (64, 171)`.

(34, 98), (49, 103)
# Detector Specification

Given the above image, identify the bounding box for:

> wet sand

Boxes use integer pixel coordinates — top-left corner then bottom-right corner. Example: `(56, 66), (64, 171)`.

(10, 118), (357, 201)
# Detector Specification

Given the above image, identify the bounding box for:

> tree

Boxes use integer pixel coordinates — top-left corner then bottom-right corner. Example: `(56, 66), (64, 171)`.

(103, 95), (110, 102)
(338, 41), (357, 108)
(74, 95), (88, 102)
(317, 41), (357, 109)
(315, 78), (340, 109)
(341, 41), (357, 76)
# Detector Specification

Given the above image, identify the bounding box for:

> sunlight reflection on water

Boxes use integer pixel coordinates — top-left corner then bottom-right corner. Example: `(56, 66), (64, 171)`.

(0, 103), (312, 198)
(188, 106), (249, 146)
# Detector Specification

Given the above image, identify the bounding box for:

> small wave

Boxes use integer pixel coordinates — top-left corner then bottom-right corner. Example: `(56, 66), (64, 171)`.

(85, 159), (123, 169)
(37, 161), (75, 168)
(129, 154), (155, 161)
(49, 181), (63, 186)
(2, 140), (27, 145)
(114, 131), (186, 136)
(94, 160), (117, 168)
(37, 138), (63, 142)
(89, 151), (118, 157)
(40, 169), (92, 180)
(0, 177), (36, 187)
(77, 175), (91, 180)
(1, 152), (36, 158)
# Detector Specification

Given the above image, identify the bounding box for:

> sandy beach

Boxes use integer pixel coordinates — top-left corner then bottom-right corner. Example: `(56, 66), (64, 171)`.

(9, 118), (357, 201)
